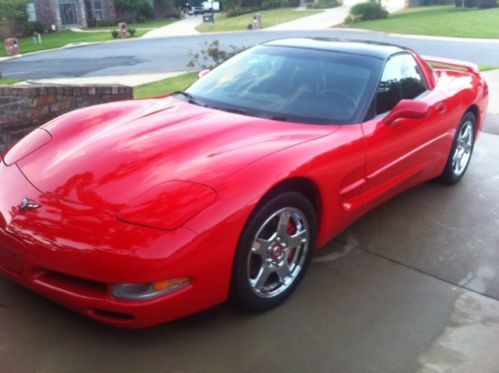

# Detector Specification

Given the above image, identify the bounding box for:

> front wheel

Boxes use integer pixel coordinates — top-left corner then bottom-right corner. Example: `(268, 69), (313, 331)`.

(438, 112), (476, 185)
(231, 192), (316, 312)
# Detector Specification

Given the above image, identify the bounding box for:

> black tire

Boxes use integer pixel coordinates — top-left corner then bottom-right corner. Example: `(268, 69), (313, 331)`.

(437, 111), (476, 185)
(230, 191), (317, 312)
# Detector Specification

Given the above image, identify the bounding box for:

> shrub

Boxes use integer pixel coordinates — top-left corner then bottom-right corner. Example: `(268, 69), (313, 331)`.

(478, 0), (497, 8)
(308, 0), (341, 9)
(348, 1), (388, 22)
(226, 7), (260, 17)
(262, 0), (282, 8)
(24, 21), (45, 35)
(187, 40), (247, 69)
(111, 30), (119, 38)
(96, 19), (118, 27)
(115, 0), (153, 22)
(128, 28), (136, 37)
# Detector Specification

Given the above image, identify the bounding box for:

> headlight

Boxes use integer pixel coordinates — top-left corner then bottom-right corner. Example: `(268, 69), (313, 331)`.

(118, 181), (217, 230)
(3, 129), (52, 166)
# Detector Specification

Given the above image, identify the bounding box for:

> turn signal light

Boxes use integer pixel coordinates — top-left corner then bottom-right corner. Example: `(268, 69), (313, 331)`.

(112, 277), (191, 301)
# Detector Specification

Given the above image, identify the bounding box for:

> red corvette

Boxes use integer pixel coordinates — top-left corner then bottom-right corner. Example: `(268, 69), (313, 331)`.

(0, 39), (488, 328)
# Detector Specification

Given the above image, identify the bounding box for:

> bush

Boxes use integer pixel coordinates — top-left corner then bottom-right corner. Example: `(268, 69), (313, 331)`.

(348, 1), (388, 22)
(261, 0), (301, 7)
(262, 0), (282, 8)
(478, 0), (497, 7)
(24, 21), (45, 35)
(128, 28), (136, 37)
(226, 7), (260, 17)
(187, 40), (247, 69)
(111, 30), (119, 38)
(225, 0), (300, 13)
(308, 0), (341, 9)
(96, 19), (118, 27)
(171, 8), (182, 18)
(115, 0), (153, 22)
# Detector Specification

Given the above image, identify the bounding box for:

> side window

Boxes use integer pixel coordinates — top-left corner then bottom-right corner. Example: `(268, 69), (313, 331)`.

(376, 54), (427, 115)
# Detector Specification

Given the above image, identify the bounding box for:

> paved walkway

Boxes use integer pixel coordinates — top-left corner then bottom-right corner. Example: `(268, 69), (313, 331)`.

(142, 15), (202, 38)
(483, 70), (499, 135)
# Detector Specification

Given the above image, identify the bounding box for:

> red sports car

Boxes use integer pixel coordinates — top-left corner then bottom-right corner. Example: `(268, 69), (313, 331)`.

(0, 39), (488, 328)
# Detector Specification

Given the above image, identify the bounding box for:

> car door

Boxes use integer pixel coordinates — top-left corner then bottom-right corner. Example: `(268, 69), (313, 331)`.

(361, 52), (451, 208)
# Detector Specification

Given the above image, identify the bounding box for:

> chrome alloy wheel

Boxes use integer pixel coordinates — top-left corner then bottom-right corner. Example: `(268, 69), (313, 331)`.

(247, 207), (310, 298)
(452, 120), (474, 176)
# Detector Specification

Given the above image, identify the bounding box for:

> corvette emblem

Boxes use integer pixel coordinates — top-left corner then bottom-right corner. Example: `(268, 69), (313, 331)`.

(18, 197), (41, 212)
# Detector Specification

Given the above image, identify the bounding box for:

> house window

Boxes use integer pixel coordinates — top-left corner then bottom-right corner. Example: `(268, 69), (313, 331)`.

(94, 1), (103, 21)
(58, 0), (78, 25)
(27, 3), (37, 22)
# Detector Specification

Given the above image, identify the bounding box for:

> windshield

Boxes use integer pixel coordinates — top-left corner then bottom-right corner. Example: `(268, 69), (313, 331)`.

(185, 45), (383, 124)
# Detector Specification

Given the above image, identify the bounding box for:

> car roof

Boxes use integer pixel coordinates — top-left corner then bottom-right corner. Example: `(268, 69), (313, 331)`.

(264, 38), (408, 60)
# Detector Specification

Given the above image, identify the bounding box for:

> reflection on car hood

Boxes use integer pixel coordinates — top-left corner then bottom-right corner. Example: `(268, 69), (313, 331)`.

(18, 97), (331, 211)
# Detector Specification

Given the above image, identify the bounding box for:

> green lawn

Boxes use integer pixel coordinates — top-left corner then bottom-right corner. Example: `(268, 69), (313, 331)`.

(352, 6), (499, 39)
(84, 18), (177, 36)
(479, 65), (499, 71)
(85, 18), (177, 32)
(196, 8), (320, 32)
(0, 18), (177, 57)
(0, 30), (112, 57)
(0, 78), (21, 85)
(134, 72), (198, 99)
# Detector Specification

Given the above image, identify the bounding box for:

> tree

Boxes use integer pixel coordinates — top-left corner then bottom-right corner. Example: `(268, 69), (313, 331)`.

(115, 0), (154, 20)
(0, 0), (28, 27)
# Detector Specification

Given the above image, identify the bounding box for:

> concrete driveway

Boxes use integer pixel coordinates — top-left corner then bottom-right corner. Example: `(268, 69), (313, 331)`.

(1, 111), (499, 372)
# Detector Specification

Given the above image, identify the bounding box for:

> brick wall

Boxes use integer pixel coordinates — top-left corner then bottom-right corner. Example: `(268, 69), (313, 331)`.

(0, 84), (133, 151)
(34, 0), (58, 29)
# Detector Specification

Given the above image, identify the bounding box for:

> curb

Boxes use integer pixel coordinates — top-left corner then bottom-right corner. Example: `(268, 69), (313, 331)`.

(334, 27), (499, 44)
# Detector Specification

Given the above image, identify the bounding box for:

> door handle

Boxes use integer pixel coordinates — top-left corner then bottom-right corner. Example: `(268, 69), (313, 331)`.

(435, 102), (447, 114)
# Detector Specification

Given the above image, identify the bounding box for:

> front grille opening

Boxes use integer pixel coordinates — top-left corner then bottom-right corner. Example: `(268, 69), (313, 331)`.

(92, 309), (135, 322)
(36, 270), (108, 298)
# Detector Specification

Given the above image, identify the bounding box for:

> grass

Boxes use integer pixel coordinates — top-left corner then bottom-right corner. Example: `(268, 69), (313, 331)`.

(85, 18), (177, 32)
(352, 6), (499, 39)
(0, 30), (112, 57)
(0, 18), (178, 57)
(0, 78), (21, 85)
(134, 72), (198, 99)
(196, 8), (320, 32)
(479, 65), (499, 71)
(84, 18), (177, 37)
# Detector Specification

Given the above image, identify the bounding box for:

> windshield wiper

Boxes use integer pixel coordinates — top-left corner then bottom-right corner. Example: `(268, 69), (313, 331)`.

(268, 115), (291, 122)
(173, 91), (206, 107)
(219, 107), (250, 116)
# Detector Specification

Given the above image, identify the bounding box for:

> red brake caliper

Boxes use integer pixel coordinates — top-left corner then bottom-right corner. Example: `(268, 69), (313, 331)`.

(287, 220), (297, 263)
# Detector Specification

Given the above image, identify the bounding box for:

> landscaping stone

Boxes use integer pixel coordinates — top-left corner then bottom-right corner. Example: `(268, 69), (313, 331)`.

(0, 84), (133, 151)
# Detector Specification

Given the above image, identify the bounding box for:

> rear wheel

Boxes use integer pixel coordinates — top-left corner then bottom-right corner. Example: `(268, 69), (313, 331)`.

(438, 112), (476, 185)
(231, 192), (316, 312)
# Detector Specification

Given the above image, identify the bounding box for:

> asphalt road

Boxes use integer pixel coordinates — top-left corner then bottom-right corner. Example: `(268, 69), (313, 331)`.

(1, 132), (498, 373)
(2, 29), (499, 79)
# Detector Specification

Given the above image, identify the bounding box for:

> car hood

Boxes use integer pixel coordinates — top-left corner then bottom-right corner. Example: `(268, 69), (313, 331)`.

(17, 97), (332, 211)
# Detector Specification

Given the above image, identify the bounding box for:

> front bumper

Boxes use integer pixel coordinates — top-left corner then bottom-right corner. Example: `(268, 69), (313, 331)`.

(0, 161), (231, 328)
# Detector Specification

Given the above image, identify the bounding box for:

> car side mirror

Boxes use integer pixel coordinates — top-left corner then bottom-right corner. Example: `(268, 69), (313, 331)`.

(384, 99), (430, 125)
(198, 69), (210, 79)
